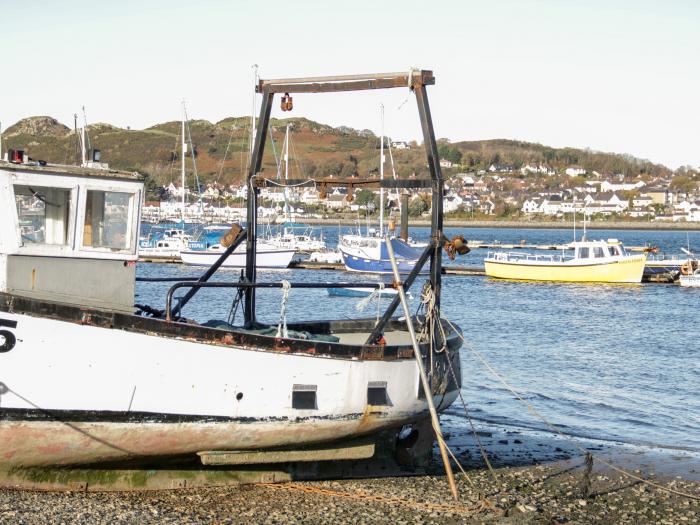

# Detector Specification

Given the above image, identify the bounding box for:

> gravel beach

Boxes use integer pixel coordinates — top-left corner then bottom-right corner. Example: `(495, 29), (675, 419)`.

(1, 458), (698, 524)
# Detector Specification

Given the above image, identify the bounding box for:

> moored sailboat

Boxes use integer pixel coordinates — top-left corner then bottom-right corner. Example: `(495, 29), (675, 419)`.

(338, 104), (423, 274)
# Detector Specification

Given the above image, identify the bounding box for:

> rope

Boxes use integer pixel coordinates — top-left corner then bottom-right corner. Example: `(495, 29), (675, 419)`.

(256, 481), (493, 516)
(216, 123), (238, 182)
(355, 283), (384, 312)
(419, 286), (497, 481)
(442, 317), (700, 502)
(258, 177), (317, 189)
(275, 280), (291, 338)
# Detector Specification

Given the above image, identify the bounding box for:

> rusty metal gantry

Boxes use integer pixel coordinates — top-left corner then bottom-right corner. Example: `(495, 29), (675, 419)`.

(245, 70), (445, 335)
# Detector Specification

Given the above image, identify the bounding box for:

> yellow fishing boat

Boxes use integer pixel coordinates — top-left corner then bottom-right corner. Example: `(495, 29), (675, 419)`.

(484, 239), (646, 283)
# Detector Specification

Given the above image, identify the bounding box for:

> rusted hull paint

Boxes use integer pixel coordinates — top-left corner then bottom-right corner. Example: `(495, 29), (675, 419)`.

(0, 412), (434, 467)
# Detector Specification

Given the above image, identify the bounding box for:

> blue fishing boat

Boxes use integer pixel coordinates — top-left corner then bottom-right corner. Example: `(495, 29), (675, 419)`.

(338, 235), (426, 274)
(337, 103), (426, 275)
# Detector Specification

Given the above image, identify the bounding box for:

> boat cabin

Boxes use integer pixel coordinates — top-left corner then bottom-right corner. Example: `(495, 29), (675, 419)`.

(573, 239), (627, 260)
(0, 160), (143, 312)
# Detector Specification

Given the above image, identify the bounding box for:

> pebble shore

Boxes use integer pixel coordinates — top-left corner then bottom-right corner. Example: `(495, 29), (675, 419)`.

(1, 461), (698, 524)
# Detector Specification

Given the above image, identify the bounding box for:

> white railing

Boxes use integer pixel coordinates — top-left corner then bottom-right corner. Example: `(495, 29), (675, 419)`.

(485, 251), (569, 263)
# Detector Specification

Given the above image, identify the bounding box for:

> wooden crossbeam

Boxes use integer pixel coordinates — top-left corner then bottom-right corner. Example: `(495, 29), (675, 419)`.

(257, 70), (434, 94)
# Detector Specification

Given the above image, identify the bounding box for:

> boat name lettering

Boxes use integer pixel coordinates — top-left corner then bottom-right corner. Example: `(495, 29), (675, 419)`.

(0, 318), (18, 353)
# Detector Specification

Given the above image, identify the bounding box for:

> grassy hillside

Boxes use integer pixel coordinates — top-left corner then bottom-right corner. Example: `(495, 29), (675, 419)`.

(2, 116), (673, 188)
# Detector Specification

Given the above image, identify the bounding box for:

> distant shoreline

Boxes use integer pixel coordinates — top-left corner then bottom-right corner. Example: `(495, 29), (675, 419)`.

(301, 218), (700, 231)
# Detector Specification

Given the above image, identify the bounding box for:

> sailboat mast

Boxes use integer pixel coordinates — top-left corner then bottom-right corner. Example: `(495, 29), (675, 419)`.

(181, 101), (186, 223)
(379, 103), (385, 234)
(80, 125), (87, 166)
(284, 124), (290, 219)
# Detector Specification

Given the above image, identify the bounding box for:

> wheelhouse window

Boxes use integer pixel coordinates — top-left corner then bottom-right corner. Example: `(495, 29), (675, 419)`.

(82, 190), (134, 250)
(579, 247), (590, 258)
(14, 185), (71, 246)
(593, 246), (605, 258)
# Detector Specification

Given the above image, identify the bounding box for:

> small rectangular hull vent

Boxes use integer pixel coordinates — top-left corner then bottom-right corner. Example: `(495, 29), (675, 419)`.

(367, 381), (389, 406)
(292, 384), (317, 410)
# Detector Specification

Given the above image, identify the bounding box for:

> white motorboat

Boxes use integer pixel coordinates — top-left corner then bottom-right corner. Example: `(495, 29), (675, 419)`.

(309, 250), (343, 264)
(679, 258), (700, 287)
(139, 228), (193, 259)
(680, 270), (700, 287)
(264, 224), (326, 253)
(180, 240), (295, 269)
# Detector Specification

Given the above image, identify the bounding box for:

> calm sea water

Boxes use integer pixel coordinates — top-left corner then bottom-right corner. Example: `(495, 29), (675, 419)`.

(136, 225), (700, 455)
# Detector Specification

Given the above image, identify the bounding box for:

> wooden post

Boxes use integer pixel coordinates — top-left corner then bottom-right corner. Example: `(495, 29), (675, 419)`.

(400, 192), (409, 241)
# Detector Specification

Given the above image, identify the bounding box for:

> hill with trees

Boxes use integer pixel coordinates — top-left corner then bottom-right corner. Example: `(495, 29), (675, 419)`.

(2, 116), (677, 190)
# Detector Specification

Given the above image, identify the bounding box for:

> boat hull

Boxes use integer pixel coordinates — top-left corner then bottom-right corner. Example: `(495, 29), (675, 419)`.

(0, 305), (460, 467)
(484, 255), (646, 283)
(327, 287), (399, 298)
(340, 251), (426, 275)
(679, 274), (700, 287)
(180, 248), (295, 269)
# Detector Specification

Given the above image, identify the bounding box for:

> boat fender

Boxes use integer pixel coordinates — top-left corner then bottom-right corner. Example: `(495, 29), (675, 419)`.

(220, 223), (243, 247)
(442, 234), (470, 260)
(681, 261), (692, 276)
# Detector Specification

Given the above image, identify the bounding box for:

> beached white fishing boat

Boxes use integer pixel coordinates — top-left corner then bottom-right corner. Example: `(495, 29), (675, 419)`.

(0, 71), (462, 475)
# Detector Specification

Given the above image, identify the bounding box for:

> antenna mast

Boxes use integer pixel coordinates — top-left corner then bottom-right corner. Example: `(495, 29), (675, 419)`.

(181, 100), (187, 224)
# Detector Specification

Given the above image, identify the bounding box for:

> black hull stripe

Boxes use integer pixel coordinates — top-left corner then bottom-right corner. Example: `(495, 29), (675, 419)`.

(0, 407), (370, 425)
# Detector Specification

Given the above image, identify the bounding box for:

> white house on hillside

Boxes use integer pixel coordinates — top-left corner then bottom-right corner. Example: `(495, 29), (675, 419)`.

(521, 199), (541, 214)
(443, 194), (464, 213)
(600, 180), (646, 192)
(565, 166), (587, 177)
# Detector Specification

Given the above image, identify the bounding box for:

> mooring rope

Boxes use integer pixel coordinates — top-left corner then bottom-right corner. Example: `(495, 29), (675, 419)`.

(442, 317), (700, 502)
(420, 286), (498, 481)
(355, 283), (384, 311)
(275, 280), (291, 338)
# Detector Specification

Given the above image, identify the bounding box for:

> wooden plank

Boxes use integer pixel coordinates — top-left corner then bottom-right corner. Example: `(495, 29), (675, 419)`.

(198, 442), (375, 465)
(258, 70), (434, 94)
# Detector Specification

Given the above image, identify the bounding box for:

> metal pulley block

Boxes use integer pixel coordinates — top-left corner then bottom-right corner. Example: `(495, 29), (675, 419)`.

(280, 93), (293, 111)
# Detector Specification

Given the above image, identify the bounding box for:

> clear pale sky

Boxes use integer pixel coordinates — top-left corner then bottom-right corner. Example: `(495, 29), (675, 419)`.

(1, 0), (698, 169)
